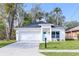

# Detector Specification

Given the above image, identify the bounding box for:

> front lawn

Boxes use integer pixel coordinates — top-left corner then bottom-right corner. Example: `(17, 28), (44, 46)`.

(0, 40), (16, 48)
(39, 41), (79, 49)
(41, 52), (79, 56)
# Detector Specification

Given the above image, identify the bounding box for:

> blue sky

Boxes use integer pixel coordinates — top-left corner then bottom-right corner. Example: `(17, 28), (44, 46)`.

(23, 3), (79, 22)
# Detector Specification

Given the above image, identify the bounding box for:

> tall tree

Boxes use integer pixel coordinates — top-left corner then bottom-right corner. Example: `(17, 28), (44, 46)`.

(0, 3), (24, 40)
(44, 12), (49, 21)
(15, 4), (25, 27)
(64, 21), (79, 29)
(31, 4), (44, 22)
(47, 7), (65, 26)
(23, 13), (32, 26)
(4, 3), (17, 39)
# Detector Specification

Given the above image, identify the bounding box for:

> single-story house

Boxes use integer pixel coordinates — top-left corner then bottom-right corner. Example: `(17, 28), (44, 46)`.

(15, 20), (65, 43)
(66, 26), (79, 40)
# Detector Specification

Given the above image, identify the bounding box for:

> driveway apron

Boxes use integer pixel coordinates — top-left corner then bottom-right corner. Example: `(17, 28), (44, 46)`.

(0, 40), (44, 56)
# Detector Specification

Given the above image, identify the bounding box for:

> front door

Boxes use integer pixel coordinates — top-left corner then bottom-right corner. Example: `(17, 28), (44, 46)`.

(43, 32), (47, 41)
(42, 28), (50, 41)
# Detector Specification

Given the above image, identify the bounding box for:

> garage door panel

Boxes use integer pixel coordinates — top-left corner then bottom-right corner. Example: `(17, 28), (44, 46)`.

(20, 31), (41, 41)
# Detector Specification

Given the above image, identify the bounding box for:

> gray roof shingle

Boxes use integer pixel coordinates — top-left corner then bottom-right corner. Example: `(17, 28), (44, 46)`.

(24, 21), (49, 28)
(22, 21), (55, 28)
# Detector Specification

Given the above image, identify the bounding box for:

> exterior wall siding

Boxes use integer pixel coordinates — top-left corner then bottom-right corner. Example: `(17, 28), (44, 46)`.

(16, 27), (65, 43)
(52, 27), (65, 41)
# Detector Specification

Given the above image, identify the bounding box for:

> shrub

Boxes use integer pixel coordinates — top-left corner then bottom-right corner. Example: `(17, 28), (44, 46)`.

(77, 34), (79, 40)
(0, 32), (6, 40)
(66, 39), (74, 41)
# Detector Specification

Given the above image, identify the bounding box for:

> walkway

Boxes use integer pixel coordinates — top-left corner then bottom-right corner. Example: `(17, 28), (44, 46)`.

(40, 50), (79, 52)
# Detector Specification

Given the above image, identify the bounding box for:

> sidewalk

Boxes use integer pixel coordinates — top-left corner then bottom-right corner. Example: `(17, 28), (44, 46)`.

(40, 50), (79, 52)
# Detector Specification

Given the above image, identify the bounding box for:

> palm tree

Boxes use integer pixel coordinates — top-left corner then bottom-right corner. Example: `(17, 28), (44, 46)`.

(53, 7), (65, 26)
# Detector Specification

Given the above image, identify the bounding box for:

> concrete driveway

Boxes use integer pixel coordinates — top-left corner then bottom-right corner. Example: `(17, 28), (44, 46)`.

(0, 40), (44, 56)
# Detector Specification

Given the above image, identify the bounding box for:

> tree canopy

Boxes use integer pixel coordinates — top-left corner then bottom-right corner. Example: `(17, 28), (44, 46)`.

(64, 21), (79, 29)
(47, 7), (65, 26)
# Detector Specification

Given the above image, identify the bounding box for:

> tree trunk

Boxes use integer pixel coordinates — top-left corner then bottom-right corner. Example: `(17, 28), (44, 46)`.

(6, 27), (9, 40)
(9, 4), (16, 40)
(9, 16), (14, 40)
(56, 13), (59, 26)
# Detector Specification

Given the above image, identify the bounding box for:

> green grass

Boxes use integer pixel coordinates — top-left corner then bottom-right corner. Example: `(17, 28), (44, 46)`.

(39, 41), (79, 50)
(41, 52), (79, 56)
(0, 40), (16, 48)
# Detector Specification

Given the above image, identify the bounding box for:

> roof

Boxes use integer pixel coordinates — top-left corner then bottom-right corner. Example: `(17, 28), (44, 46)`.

(66, 26), (79, 32)
(23, 21), (54, 28)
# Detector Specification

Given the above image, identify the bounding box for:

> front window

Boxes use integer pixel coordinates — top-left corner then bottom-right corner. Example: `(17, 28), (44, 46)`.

(52, 32), (55, 38)
(52, 31), (60, 38)
(56, 31), (60, 38)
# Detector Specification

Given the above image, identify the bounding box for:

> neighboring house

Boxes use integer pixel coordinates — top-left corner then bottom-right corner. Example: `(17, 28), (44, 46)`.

(66, 26), (79, 40)
(15, 19), (65, 43)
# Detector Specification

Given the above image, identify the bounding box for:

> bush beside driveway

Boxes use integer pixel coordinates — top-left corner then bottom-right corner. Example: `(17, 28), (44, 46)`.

(0, 40), (16, 48)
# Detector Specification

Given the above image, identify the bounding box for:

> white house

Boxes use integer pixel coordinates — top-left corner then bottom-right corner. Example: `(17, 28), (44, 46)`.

(15, 20), (65, 43)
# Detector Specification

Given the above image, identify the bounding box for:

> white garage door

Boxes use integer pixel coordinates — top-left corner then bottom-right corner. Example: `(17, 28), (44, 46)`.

(20, 31), (41, 41)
